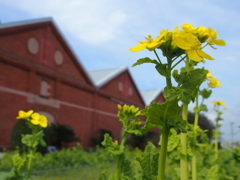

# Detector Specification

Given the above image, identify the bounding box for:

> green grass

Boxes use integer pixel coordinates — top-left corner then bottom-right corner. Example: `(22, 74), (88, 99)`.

(31, 164), (113, 180)
(0, 165), (114, 180)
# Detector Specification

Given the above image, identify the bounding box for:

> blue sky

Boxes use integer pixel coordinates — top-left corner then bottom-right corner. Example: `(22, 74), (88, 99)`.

(0, 0), (240, 143)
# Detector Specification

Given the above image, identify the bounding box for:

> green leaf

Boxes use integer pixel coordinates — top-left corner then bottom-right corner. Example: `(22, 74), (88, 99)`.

(36, 130), (47, 147)
(207, 165), (219, 180)
(141, 100), (186, 132)
(132, 57), (158, 67)
(200, 89), (212, 99)
(167, 129), (180, 152)
(120, 157), (134, 180)
(21, 134), (32, 147)
(155, 63), (168, 77)
(180, 68), (208, 104)
(199, 104), (208, 112)
(12, 153), (27, 174)
(136, 143), (158, 180)
(163, 86), (182, 101)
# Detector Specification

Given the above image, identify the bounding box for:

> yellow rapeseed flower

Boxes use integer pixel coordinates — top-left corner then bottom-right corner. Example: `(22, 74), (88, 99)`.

(16, 110), (34, 119)
(207, 28), (226, 47)
(224, 106), (228, 110)
(182, 23), (194, 33)
(130, 30), (168, 52)
(206, 71), (211, 78)
(173, 31), (214, 62)
(213, 100), (225, 107)
(31, 113), (48, 128)
(208, 76), (221, 88)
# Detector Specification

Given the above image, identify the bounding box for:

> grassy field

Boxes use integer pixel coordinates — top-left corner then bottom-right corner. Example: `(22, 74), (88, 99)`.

(0, 164), (114, 180)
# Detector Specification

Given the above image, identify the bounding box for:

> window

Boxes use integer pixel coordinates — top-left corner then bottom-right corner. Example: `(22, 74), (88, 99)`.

(40, 80), (51, 98)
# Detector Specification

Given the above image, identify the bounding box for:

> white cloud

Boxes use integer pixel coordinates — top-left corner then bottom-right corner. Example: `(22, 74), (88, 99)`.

(1, 0), (129, 44)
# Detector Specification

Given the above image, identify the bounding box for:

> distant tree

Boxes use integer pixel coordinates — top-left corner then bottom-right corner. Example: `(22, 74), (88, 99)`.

(188, 111), (215, 141)
(126, 131), (159, 150)
(49, 123), (80, 149)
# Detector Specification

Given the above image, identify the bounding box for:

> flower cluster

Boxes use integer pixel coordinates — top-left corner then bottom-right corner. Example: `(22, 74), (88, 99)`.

(206, 71), (221, 88)
(130, 23), (225, 63)
(16, 110), (48, 128)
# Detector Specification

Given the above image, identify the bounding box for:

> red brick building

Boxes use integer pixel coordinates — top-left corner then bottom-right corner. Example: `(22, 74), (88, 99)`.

(0, 17), (162, 149)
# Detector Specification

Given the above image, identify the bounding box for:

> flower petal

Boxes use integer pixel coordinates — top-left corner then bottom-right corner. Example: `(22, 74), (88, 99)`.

(130, 44), (146, 52)
(214, 39), (226, 46)
(197, 50), (215, 60)
(187, 50), (203, 62)
(39, 115), (48, 128)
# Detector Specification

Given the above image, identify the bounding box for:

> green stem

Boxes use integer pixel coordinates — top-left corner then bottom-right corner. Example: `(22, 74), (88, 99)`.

(157, 61), (172, 180)
(181, 103), (188, 180)
(171, 55), (187, 70)
(192, 95), (199, 180)
(158, 125), (170, 180)
(192, 146), (197, 180)
(27, 130), (36, 178)
(154, 50), (162, 64)
(115, 155), (121, 180)
(215, 122), (219, 160)
(115, 133), (128, 180)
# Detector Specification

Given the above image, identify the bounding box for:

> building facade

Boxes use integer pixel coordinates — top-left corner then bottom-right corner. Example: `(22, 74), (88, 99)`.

(0, 18), (159, 149)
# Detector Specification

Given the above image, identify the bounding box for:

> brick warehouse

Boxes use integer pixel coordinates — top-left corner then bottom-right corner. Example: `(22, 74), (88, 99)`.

(0, 17), (164, 149)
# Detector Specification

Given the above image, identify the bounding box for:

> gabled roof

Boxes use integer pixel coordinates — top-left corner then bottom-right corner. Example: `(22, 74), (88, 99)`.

(0, 17), (53, 29)
(140, 89), (162, 106)
(0, 17), (94, 86)
(88, 67), (127, 88)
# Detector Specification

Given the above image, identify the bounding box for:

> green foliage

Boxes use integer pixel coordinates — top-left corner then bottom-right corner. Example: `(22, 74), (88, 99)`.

(188, 111), (215, 140)
(206, 165), (219, 180)
(49, 123), (80, 149)
(132, 57), (158, 67)
(91, 129), (114, 147)
(126, 131), (159, 150)
(199, 89), (212, 99)
(10, 119), (50, 154)
(141, 100), (186, 133)
(155, 63), (168, 77)
(165, 68), (208, 104)
(136, 143), (158, 180)
(102, 133), (123, 156)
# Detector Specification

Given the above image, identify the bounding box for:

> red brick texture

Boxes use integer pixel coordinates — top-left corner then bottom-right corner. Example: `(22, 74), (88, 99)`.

(0, 20), (148, 149)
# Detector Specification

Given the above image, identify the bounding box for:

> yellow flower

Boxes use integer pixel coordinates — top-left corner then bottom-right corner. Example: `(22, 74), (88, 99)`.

(16, 110), (34, 119)
(206, 71), (211, 78)
(130, 30), (167, 52)
(224, 106), (228, 110)
(182, 23), (194, 33)
(207, 27), (226, 47)
(213, 100), (225, 107)
(208, 76), (221, 88)
(195, 26), (209, 42)
(117, 104), (122, 110)
(173, 31), (214, 62)
(31, 113), (48, 128)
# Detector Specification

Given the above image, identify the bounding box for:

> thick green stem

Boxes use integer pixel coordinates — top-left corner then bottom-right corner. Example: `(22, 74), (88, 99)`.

(181, 103), (188, 180)
(27, 130), (36, 178)
(192, 96), (199, 180)
(115, 155), (121, 180)
(115, 133), (128, 180)
(157, 124), (170, 180)
(27, 149), (34, 178)
(157, 60), (172, 180)
(192, 147), (197, 180)
(215, 122), (219, 159)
